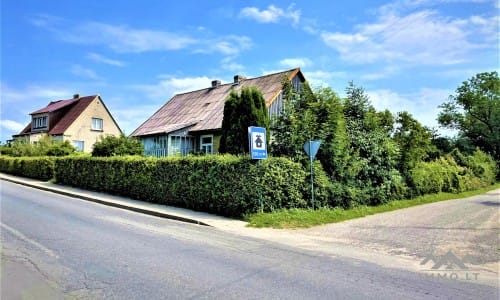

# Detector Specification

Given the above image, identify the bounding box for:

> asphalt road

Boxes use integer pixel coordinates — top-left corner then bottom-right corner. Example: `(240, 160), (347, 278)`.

(1, 180), (498, 299)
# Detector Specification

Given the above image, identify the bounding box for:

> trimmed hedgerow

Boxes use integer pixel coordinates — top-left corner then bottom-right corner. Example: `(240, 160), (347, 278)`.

(54, 155), (316, 217)
(0, 156), (55, 181)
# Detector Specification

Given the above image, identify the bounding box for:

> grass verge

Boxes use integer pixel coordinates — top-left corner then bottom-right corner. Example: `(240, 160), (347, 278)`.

(246, 183), (500, 229)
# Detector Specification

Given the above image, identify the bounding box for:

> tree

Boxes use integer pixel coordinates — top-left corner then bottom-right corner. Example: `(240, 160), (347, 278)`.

(219, 87), (270, 154)
(393, 111), (436, 174)
(438, 71), (500, 162)
(92, 134), (144, 157)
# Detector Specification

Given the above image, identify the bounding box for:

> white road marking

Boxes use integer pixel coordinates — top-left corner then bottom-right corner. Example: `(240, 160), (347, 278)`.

(1, 222), (58, 258)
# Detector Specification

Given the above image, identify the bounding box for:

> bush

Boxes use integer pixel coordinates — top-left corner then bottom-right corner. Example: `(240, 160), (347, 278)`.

(0, 156), (55, 180)
(2, 136), (76, 157)
(55, 155), (316, 217)
(410, 149), (496, 196)
(92, 134), (144, 157)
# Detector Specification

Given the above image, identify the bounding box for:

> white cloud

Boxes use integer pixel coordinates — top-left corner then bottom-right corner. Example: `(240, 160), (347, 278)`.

(31, 15), (253, 56)
(0, 120), (26, 132)
(279, 57), (312, 68)
(321, 8), (497, 65)
(197, 35), (253, 56)
(1, 82), (71, 106)
(239, 4), (301, 25)
(132, 75), (212, 100)
(70, 65), (103, 81)
(303, 70), (347, 89)
(366, 87), (452, 128)
(59, 22), (196, 53)
(220, 57), (245, 72)
(86, 52), (125, 67)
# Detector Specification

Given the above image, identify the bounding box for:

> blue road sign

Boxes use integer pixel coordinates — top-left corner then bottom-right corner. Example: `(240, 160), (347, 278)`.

(303, 140), (321, 160)
(248, 126), (267, 159)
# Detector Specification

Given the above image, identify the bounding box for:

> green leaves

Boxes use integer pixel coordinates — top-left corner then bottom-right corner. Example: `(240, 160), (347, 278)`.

(91, 134), (144, 157)
(220, 87), (270, 155)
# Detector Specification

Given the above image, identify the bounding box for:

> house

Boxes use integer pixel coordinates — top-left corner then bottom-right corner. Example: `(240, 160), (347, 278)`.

(131, 68), (305, 157)
(14, 94), (122, 152)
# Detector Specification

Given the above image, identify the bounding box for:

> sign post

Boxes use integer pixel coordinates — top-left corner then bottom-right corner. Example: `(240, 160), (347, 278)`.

(303, 140), (321, 209)
(248, 126), (267, 212)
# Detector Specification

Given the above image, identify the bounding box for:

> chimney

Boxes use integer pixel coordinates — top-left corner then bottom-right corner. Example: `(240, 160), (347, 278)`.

(73, 93), (80, 99)
(233, 75), (246, 85)
(211, 80), (221, 88)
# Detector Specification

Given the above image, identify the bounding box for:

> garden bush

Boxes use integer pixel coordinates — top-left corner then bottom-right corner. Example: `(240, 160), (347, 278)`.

(0, 156), (55, 180)
(54, 155), (321, 217)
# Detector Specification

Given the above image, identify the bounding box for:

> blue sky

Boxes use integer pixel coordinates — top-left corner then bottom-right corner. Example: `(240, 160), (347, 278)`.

(1, 0), (499, 142)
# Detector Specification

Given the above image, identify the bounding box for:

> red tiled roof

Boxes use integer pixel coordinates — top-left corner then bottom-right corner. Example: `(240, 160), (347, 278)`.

(49, 96), (95, 134)
(17, 95), (98, 135)
(132, 68), (303, 137)
(30, 98), (80, 114)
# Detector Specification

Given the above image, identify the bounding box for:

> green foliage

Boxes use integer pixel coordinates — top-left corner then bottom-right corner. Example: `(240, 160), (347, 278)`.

(438, 71), (500, 162)
(1, 135), (76, 157)
(410, 149), (496, 195)
(247, 183), (500, 228)
(394, 111), (436, 174)
(54, 155), (314, 218)
(219, 87), (270, 154)
(0, 156), (55, 180)
(91, 134), (144, 157)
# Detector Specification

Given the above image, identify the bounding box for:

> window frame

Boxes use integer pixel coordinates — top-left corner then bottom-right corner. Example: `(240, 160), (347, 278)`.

(200, 134), (213, 154)
(91, 118), (103, 131)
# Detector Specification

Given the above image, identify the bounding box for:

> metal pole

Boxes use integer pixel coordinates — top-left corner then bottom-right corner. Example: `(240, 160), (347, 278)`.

(309, 141), (314, 210)
(259, 159), (263, 213)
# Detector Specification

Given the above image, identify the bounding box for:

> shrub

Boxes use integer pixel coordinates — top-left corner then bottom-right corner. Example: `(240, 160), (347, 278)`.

(92, 134), (144, 157)
(0, 156), (55, 180)
(55, 155), (315, 217)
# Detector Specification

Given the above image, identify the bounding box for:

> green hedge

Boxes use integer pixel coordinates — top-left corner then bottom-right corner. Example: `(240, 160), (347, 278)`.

(0, 156), (55, 181)
(410, 149), (496, 195)
(54, 155), (318, 217)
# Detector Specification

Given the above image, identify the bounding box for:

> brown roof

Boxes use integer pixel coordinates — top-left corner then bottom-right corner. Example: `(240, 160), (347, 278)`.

(17, 95), (100, 136)
(49, 96), (95, 134)
(30, 98), (80, 114)
(132, 68), (303, 137)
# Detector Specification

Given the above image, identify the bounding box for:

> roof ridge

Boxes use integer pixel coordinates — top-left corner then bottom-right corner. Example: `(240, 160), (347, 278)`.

(173, 68), (299, 97)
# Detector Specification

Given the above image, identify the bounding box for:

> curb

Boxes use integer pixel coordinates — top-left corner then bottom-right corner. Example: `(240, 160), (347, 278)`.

(1, 176), (211, 227)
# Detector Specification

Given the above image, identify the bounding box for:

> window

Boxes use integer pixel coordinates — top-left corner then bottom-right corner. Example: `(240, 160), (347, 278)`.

(72, 140), (84, 151)
(91, 118), (103, 131)
(33, 116), (48, 129)
(169, 135), (194, 156)
(200, 135), (213, 154)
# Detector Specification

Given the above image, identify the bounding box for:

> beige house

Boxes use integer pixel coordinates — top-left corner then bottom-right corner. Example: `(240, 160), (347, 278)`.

(14, 94), (121, 152)
(131, 68), (306, 157)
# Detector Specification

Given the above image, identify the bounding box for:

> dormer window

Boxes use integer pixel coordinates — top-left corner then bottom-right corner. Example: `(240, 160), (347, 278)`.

(33, 115), (48, 129)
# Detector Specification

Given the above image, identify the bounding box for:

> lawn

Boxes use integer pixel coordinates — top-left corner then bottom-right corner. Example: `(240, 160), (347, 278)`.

(246, 183), (500, 229)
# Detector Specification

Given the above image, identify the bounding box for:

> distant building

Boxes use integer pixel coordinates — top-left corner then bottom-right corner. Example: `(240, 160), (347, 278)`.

(14, 94), (122, 152)
(131, 68), (305, 157)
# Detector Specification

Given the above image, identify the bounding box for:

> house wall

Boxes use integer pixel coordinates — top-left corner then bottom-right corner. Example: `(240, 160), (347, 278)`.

(64, 97), (121, 152)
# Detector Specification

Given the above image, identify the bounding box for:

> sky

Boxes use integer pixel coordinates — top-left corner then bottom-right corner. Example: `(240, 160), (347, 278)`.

(1, 0), (499, 142)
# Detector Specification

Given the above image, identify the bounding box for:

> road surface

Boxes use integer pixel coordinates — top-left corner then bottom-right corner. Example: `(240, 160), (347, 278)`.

(1, 180), (497, 299)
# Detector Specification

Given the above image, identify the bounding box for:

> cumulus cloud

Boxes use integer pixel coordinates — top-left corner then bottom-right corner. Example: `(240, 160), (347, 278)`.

(321, 8), (498, 65)
(239, 4), (301, 25)
(366, 87), (452, 128)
